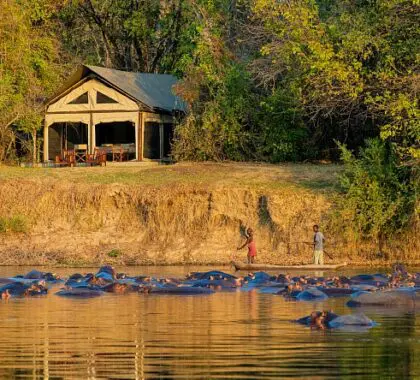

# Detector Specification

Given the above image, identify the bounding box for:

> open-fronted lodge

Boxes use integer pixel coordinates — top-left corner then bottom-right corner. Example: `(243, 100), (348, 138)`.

(43, 65), (186, 162)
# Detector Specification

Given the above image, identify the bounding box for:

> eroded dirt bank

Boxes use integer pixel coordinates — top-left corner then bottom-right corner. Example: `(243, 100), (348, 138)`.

(0, 178), (418, 266)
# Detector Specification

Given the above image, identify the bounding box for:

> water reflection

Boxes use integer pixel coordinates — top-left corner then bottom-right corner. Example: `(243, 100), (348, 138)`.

(0, 266), (418, 379)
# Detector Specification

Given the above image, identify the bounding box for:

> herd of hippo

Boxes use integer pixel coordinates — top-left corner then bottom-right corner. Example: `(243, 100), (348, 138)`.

(1, 264), (419, 330)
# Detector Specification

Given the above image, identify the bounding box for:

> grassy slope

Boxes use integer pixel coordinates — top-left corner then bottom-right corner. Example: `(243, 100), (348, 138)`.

(0, 162), (341, 191)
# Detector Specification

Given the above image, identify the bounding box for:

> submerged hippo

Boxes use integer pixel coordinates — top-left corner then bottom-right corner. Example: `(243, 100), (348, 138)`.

(191, 279), (240, 291)
(187, 271), (237, 282)
(23, 270), (61, 282)
(56, 287), (104, 298)
(347, 289), (416, 307)
(0, 282), (47, 298)
(328, 314), (377, 329)
(316, 287), (354, 297)
(295, 311), (376, 329)
(296, 288), (329, 301)
(150, 286), (215, 295)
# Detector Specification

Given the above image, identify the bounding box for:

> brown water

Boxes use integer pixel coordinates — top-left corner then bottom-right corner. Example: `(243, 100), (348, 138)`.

(0, 266), (419, 379)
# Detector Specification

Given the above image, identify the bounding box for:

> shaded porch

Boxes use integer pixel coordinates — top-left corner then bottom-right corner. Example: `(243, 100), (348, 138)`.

(44, 113), (175, 163)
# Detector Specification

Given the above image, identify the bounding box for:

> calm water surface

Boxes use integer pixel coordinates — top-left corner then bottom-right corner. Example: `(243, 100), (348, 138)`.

(0, 266), (418, 379)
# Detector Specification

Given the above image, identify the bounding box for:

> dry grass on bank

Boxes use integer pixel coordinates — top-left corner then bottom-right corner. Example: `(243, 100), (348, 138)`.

(3, 162), (417, 266)
(0, 162), (341, 192)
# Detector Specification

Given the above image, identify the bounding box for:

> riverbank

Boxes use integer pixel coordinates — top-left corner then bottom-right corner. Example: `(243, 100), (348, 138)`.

(0, 162), (418, 266)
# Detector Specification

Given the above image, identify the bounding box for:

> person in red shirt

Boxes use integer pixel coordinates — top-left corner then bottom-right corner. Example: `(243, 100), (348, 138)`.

(237, 227), (257, 264)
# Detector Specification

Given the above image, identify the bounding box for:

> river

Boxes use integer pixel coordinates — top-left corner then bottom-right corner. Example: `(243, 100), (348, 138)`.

(0, 266), (418, 379)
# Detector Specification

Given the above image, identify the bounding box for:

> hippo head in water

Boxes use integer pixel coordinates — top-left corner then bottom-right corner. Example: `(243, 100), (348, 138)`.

(102, 283), (130, 294)
(234, 278), (243, 287)
(305, 311), (326, 330)
(26, 283), (48, 296)
(1, 289), (10, 300)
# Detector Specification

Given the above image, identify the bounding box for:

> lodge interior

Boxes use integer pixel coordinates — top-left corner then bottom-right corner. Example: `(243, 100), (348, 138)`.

(48, 121), (174, 161)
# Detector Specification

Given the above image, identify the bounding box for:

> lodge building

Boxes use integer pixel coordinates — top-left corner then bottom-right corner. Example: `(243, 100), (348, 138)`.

(43, 65), (186, 162)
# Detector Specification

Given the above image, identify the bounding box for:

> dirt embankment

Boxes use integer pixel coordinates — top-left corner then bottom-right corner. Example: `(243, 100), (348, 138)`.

(0, 179), (418, 266)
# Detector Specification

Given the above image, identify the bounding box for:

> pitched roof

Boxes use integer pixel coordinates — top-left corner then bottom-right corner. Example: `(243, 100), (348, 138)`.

(49, 64), (187, 113)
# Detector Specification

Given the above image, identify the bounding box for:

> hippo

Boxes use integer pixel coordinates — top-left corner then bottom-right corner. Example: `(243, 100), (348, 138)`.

(295, 311), (339, 328)
(188, 271), (237, 281)
(350, 274), (376, 283)
(251, 272), (272, 283)
(23, 270), (61, 282)
(68, 273), (84, 281)
(328, 314), (377, 329)
(296, 288), (329, 301)
(150, 286), (215, 295)
(23, 270), (44, 280)
(0, 278), (16, 285)
(0, 282), (47, 297)
(274, 274), (289, 284)
(295, 312), (377, 330)
(347, 289), (416, 307)
(0, 282), (30, 297)
(259, 286), (286, 294)
(101, 283), (132, 294)
(65, 278), (91, 288)
(350, 284), (379, 292)
(56, 287), (104, 298)
(94, 266), (116, 282)
(316, 287), (354, 297)
(191, 279), (239, 291)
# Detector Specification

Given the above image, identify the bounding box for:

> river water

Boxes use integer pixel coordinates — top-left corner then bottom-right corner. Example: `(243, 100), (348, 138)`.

(0, 266), (418, 379)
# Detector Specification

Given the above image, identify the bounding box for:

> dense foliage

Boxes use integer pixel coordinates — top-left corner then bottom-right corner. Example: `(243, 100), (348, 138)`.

(0, 0), (418, 236)
(336, 139), (418, 251)
(1, 0), (418, 163)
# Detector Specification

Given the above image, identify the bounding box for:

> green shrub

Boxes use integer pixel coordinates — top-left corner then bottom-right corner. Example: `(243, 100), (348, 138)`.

(0, 218), (7, 233)
(336, 139), (417, 252)
(107, 249), (122, 258)
(0, 215), (28, 233)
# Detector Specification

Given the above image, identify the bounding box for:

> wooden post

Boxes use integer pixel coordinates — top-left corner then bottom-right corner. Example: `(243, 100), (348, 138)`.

(43, 119), (49, 162)
(91, 121), (96, 153)
(139, 112), (144, 161)
(135, 112), (140, 161)
(88, 113), (93, 154)
(159, 122), (164, 160)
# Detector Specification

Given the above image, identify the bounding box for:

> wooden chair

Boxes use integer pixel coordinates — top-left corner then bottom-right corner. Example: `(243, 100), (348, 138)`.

(55, 149), (75, 167)
(55, 154), (67, 167)
(65, 149), (76, 167)
(96, 148), (107, 166)
(112, 146), (124, 162)
(87, 148), (107, 167)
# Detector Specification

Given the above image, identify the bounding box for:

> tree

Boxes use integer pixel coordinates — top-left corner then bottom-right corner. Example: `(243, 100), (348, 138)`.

(59, 0), (198, 74)
(0, 0), (67, 162)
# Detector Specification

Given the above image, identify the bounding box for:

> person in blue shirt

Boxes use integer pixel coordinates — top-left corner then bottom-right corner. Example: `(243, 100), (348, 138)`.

(312, 225), (325, 265)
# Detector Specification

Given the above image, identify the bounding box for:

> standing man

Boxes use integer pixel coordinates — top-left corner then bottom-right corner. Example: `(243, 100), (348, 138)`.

(312, 225), (325, 265)
(237, 227), (257, 264)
